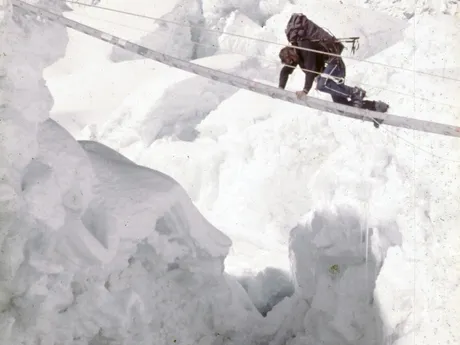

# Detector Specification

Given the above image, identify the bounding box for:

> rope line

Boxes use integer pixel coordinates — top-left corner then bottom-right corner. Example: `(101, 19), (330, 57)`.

(11, 0), (460, 165)
(62, 0), (460, 84)
(68, 10), (460, 110)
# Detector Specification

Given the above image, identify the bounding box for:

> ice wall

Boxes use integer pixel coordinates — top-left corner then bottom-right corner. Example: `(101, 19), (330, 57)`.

(0, 0), (68, 300)
(287, 205), (401, 345)
(0, 2), (264, 344)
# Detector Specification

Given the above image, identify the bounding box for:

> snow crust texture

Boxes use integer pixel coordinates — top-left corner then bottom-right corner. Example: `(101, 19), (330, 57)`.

(69, 2), (459, 345)
(1, 2), (263, 345)
(2, 0), (460, 345)
(288, 206), (393, 345)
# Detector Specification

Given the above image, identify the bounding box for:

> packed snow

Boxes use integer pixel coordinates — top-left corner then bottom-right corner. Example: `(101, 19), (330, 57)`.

(2, 0), (460, 345)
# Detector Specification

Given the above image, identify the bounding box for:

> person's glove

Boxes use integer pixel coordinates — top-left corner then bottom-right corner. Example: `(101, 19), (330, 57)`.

(295, 90), (308, 99)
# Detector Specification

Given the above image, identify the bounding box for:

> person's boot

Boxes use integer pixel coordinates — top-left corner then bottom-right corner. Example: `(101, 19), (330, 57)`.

(375, 101), (389, 113)
(372, 101), (388, 128)
(350, 87), (366, 108)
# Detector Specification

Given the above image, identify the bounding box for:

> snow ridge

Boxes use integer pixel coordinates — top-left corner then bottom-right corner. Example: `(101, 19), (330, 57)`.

(3, 0), (460, 345)
(1, 2), (264, 344)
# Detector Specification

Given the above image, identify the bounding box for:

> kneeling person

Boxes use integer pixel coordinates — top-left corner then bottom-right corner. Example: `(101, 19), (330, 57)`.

(278, 42), (388, 115)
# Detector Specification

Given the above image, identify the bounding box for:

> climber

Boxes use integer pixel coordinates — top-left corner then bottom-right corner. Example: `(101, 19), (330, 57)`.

(278, 43), (368, 108)
(278, 13), (389, 116)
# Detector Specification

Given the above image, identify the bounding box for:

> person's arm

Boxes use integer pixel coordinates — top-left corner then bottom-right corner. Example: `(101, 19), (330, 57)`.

(279, 64), (296, 89)
(301, 55), (318, 94)
(297, 42), (321, 94)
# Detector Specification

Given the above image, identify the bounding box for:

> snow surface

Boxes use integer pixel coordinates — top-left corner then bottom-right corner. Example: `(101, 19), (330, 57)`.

(2, 0), (460, 344)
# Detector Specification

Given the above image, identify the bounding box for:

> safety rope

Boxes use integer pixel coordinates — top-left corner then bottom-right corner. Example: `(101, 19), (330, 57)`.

(12, 0), (460, 140)
(62, 0), (460, 84)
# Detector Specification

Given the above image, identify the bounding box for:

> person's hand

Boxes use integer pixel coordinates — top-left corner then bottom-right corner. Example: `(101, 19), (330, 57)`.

(295, 90), (307, 99)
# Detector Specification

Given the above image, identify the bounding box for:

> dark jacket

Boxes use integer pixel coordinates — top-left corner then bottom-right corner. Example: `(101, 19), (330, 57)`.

(279, 40), (328, 93)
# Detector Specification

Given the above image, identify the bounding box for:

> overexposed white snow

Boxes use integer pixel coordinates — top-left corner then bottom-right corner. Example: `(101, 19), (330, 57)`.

(2, 0), (460, 344)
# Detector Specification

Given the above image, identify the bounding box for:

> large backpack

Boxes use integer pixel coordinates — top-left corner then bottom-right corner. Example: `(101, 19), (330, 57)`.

(285, 13), (345, 56)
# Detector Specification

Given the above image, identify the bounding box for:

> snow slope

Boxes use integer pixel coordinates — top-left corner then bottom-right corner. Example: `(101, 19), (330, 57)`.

(80, 53), (252, 147)
(44, 58), (159, 134)
(1, 2), (266, 345)
(79, 2), (460, 273)
(4, 0), (460, 345)
(64, 2), (459, 345)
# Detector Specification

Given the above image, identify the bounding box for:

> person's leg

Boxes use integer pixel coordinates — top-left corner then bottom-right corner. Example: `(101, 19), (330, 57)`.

(317, 59), (366, 107)
(331, 94), (351, 105)
(316, 60), (354, 98)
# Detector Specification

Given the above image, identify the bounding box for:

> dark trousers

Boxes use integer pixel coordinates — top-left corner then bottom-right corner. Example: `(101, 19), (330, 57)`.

(316, 58), (377, 111)
(316, 58), (354, 101)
